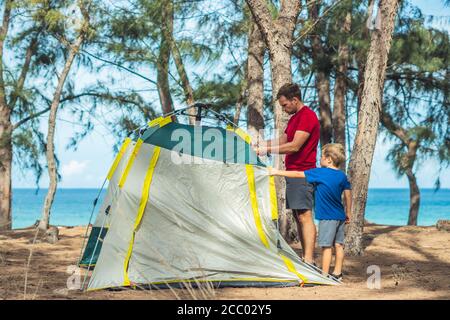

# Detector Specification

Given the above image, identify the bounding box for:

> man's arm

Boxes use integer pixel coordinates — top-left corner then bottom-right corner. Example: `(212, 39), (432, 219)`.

(344, 189), (352, 224)
(268, 167), (305, 178)
(264, 130), (310, 155)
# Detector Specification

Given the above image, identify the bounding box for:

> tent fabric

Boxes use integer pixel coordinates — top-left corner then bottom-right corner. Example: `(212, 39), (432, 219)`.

(83, 119), (339, 290)
(79, 139), (134, 267)
(141, 122), (265, 166)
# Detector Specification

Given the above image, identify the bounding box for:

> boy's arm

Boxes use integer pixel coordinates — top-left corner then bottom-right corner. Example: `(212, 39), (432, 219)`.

(343, 189), (352, 223)
(268, 167), (305, 178)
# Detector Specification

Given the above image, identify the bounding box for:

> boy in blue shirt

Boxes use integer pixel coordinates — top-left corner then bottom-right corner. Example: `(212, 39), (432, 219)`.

(269, 143), (352, 281)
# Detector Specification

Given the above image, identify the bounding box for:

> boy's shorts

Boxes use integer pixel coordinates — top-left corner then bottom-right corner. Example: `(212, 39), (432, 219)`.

(318, 220), (345, 247)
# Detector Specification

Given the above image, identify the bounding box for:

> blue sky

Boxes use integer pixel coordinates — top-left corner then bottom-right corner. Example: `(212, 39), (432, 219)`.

(12, 0), (450, 189)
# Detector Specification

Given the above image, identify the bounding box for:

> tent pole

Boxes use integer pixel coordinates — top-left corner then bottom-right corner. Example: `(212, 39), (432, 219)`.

(161, 103), (241, 129)
(162, 103), (201, 118)
(276, 220), (281, 249)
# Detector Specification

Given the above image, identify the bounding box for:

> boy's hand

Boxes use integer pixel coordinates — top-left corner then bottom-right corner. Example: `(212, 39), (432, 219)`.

(268, 167), (279, 176)
(345, 214), (351, 224)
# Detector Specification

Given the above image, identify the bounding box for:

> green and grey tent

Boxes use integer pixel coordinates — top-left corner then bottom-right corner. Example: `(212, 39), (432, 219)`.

(80, 113), (339, 291)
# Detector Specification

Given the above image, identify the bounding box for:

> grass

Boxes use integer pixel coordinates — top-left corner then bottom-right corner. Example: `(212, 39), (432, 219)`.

(78, 237), (218, 299)
(23, 227), (41, 299)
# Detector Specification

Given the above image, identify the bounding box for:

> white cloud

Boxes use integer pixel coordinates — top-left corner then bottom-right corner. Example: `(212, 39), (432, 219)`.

(61, 160), (89, 177)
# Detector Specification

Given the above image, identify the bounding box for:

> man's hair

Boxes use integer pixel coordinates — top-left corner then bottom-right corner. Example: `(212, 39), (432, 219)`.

(322, 143), (346, 167)
(276, 83), (302, 101)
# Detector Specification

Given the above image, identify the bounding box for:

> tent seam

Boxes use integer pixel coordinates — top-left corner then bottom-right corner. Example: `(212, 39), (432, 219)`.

(123, 146), (161, 286)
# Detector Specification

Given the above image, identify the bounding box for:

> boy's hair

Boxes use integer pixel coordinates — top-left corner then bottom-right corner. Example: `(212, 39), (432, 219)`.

(276, 83), (302, 101)
(322, 143), (346, 167)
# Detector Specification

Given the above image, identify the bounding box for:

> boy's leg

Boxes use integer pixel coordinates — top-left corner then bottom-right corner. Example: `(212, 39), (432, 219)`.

(321, 247), (332, 274)
(297, 210), (316, 264)
(318, 220), (339, 273)
(333, 221), (346, 275)
(333, 243), (344, 275)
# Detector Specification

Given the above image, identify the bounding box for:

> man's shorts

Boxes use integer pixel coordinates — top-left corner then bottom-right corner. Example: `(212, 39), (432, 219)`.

(318, 220), (345, 247)
(285, 177), (314, 211)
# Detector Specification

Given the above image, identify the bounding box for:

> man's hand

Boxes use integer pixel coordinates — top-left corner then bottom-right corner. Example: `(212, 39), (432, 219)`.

(255, 146), (268, 156)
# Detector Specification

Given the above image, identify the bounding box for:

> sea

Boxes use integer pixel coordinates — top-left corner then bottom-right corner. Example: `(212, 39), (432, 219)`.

(10, 188), (450, 229)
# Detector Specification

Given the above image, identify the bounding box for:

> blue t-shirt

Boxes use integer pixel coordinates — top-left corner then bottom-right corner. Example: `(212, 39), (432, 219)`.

(304, 167), (351, 220)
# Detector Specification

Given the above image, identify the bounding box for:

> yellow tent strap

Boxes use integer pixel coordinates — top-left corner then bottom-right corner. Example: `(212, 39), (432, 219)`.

(123, 146), (161, 286)
(148, 116), (172, 128)
(159, 116), (172, 127)
(118, 139), (143, 188)
(226, 124), (252, 145)
(245, 164), (270, 249)
(235, 128), (252, 144)
(148, 116), (163, 127)
(279, 254), (307, 284)
(106, 138), (132, 180)
(268, 172), (279, 220)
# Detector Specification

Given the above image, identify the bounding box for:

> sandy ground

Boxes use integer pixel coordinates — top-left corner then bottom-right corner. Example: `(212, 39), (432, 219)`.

(0, 224), (449, 300)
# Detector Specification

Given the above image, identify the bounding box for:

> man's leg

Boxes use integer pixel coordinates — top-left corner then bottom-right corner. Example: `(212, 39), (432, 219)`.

(333, 243), (344, 275)
(296, 210), (316, 264)
(321, 247), (332, 274)
(293, 210), (305, 255)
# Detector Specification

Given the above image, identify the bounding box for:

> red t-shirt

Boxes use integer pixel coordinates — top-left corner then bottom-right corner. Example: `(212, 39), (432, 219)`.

(284, 106), (320, 171)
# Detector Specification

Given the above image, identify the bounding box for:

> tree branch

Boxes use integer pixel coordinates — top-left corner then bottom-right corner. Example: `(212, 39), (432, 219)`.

(380, 108), (409, 145)
(80, 49), (158, 85)
(9, 31), (41, 108)
(12, 106), (51, 131)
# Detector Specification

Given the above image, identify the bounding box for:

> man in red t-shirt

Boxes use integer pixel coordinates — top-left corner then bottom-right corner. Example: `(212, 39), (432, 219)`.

(255, 83), (320, 264)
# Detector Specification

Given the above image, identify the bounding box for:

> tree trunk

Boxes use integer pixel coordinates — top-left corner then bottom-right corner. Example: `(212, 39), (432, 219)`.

(316, 74), (332, 146)
(0, 113), (12, 231)
(157, 0), (174, 115)
(380, 109), (421, 226)
(403, 141), (420, 226)
(406, 168), (420, 226)
(168, 0), (195, 125)
(172, 41), (195, 124)
(345, 0), (399, 256)
(356, 60), (365, 116)
(246, 0), (301, 242)
(308, 0), (332, 146)
(0, 4), (47, 231)
(246, 19), (265, 142)
(39, 24), (87, 231)
(0, 0), (12, 231)
(332, 11), (351, 157)
(234, 78), (247, 126)
(272, 53), (297, 242)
